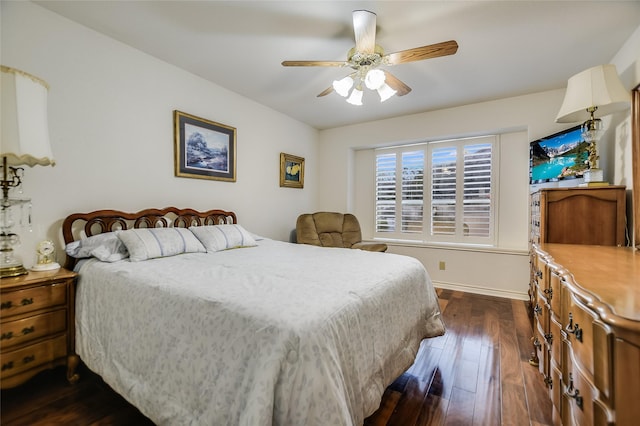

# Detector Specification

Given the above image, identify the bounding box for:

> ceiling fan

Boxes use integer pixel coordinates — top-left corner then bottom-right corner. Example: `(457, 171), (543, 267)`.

(281, 10), (458, 105)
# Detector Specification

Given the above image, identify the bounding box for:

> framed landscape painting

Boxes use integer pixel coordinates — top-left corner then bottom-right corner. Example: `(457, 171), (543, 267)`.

(174, 110), (236, 182)
(280, 152), (304, 188)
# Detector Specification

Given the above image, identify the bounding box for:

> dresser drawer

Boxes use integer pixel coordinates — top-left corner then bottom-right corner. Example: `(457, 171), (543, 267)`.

(0, 309), (67, 350)
(562, 290), (614, 409)
(0, 282), (67, 317)
(0, 334), (67, 380)
(564, 346), (614, 426)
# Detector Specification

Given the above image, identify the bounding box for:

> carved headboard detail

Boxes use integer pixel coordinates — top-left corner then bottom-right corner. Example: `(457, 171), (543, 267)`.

(62, 207), (237, 269)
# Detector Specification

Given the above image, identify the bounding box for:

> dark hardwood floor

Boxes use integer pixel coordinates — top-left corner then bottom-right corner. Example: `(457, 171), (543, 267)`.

(1, 290), (552, 425)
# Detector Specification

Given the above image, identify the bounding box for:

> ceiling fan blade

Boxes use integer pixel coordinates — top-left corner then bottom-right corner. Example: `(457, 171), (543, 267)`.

(353, 10), (376, 54)
(383, 71), (412, 96)
(282, 60), (347, 67)
(317, 86), (335, 97)
(385, 40), (458, 65)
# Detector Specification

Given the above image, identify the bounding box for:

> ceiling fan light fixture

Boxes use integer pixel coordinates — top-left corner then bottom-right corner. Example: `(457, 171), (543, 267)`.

(346, 87), (363, 106)
(377, 83), (397, 102)
(364, 69), (385, 90)
(333, 76), (353, 97)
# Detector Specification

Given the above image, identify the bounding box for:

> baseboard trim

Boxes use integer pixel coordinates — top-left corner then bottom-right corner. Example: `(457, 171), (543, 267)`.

(433, 280), (529, 301)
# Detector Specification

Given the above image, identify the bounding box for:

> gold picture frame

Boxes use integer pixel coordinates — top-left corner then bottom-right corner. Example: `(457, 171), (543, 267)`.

(280, 152), (304, 188)
(174, 110), (236, 182)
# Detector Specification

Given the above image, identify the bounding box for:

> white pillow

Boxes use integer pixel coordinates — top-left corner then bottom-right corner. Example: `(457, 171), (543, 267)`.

(116, 227), (205, 262)
(189, 224), (257, 252)
(65, 232), (129, 262)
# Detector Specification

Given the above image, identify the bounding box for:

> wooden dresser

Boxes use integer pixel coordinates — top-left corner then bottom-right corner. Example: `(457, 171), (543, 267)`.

(530, 244), (639, 425)
(0, 268), (79, 388)
(530, 186), (626, 246)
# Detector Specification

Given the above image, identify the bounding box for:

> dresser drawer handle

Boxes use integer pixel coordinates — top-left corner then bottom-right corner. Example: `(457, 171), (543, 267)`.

(543, 288), (552, 299)
(544, 332), (553, 345)
(22, 355), (35, 364)
(1, 361), (14, 371)
(535, 270), (543, 279)
(22, 326), (35, 336)
(533, 304), (542, 316)
(1, 331), (14, 340)
(566, 313), (583, 342)
(566, 373), (584, 410)
(1, 298), (35, 310)
(532, 337), (541, 350)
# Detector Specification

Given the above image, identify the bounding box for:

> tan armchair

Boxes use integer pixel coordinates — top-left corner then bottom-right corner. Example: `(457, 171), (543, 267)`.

(296, 212), (387, 252)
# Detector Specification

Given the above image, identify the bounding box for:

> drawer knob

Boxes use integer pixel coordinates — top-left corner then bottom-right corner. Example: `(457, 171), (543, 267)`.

(533, 304), (542, 316)
(21, 298), (34, 306)
(0, 331), (14, 341)
(543, 288), (553, 299)
(566, 313), (583, 342)
(1, 301), (13, 310)
(532, 337), (542, 349)
(544, 332), (553, 345)
(536, 270), (543, 279)
(566, 373), (584, 410)
(1, 361), (14, 371)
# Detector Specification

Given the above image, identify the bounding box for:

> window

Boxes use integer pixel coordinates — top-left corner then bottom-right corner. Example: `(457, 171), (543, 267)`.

(375, 136), (496, 245)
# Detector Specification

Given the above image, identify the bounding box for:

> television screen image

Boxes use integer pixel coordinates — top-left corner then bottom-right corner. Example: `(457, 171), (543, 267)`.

(529, 125), (589, 184)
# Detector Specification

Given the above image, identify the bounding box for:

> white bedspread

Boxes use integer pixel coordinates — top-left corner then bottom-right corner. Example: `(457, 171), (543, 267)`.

(75, 239), (444, 426)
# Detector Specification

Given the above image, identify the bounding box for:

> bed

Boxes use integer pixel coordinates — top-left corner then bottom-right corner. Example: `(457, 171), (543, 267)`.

(62, 207), (445, 426)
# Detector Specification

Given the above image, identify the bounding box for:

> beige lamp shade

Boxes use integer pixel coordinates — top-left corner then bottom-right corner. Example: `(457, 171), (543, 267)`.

(556, 64), (630, 123)
(1, 65), (55, 167)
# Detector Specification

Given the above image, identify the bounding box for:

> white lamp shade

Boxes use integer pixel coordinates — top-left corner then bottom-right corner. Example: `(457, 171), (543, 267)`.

(556, 64), (630, 123)
(346, 87), (363, 106)
(332, 76), (354, 98)
(364, 69), (386, 90)
(377, 83), (397, 102)
(1, 65), (54, 167)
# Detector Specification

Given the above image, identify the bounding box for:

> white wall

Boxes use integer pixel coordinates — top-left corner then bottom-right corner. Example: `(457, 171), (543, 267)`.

(1, 2), (319, 267)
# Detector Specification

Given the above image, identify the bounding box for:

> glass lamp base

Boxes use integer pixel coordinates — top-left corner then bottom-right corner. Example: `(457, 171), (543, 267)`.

(584, 168), (604, 183)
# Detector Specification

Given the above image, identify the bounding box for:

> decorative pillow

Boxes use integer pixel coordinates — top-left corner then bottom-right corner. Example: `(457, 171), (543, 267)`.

(65, 232), (129, 262)
(189, 224), (257, 252)
(116, 227), (205, 262)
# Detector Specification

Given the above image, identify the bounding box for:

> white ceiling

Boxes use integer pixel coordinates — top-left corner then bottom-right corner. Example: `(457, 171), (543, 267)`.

(35, 1), (640, 130)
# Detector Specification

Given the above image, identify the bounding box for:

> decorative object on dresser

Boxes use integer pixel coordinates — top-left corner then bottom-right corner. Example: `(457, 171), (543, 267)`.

(555, 64), (631, 185)
(31, 240), (61, 272)
(173, 110), (236, 182)
(529, 244), (639, 425)
(0, 268), (79, 389)
(530, 186), (626, 247)
(1, 66), (56, 278)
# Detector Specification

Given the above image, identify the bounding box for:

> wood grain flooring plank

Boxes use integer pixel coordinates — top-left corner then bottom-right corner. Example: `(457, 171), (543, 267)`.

(501, 382), (530, 425)
(444, 387), (475, 426)
(472, 345), (501, 426)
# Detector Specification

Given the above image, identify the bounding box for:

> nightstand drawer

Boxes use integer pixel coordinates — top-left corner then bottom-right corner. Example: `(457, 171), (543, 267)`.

(0, 282), (67, 316)
(0, 309), (67, 350)
(0, 334), (67, 380)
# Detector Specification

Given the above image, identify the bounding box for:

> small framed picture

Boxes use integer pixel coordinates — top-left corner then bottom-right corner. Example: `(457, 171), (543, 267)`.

(174, 110), (236, 182)
(280, 152), (305, 188)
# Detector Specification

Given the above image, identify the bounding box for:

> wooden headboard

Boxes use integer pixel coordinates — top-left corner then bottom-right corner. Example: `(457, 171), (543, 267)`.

(62, 207), (237, 269)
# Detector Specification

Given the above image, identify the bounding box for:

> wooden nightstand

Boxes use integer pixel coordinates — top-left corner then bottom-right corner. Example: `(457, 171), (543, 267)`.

(1, 268), (79, 389)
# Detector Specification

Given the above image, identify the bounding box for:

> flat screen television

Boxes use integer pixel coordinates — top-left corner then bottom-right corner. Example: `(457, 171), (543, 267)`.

(529, 125), (590, 184)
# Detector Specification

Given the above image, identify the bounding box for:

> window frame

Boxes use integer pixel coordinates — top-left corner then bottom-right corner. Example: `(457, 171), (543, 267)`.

(374, 135), (498, 246)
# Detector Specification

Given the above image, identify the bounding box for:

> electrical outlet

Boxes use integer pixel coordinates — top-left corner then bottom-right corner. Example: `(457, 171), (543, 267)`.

(439, 261), (446, 270)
